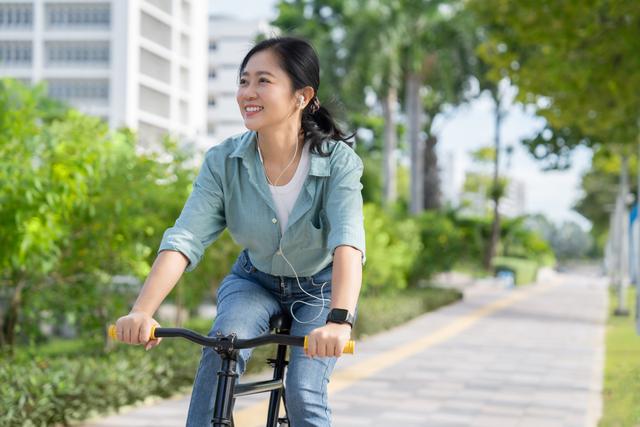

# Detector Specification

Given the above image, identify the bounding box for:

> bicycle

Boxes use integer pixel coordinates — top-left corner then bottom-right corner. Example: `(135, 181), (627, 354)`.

(108, 313), (354, 427)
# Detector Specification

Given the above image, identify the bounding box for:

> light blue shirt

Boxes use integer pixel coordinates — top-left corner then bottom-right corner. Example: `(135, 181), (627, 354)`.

(158, 130), (366, 277)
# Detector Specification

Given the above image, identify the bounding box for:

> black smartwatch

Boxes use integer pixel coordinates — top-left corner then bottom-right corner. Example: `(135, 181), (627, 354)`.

(326, 308), (354, 327)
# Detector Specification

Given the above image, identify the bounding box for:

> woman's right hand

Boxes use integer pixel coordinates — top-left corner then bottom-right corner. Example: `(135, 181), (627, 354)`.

(115, 311), (163, 351)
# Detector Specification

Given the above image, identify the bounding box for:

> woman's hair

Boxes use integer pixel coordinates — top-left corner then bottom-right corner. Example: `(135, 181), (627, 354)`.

(238, 36), (355, 155)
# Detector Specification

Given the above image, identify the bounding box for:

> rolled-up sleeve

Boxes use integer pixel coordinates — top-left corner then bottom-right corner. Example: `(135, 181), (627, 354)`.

(158, 149), (226, 272)
(326, 152), (366, 266)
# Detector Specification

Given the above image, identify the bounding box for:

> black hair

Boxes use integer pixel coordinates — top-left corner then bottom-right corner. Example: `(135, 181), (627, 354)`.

(238, 36), (356, 156)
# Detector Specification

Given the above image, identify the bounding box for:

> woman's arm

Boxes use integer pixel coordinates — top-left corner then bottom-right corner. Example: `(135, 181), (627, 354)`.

(114, 250), (188, 349)
(328, 245), (362, 314)
(130, 250), (190, 316)
(305, 245), (362, 358)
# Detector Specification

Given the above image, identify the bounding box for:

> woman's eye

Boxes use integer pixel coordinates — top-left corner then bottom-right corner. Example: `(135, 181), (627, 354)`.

(238, 78), (270, 86)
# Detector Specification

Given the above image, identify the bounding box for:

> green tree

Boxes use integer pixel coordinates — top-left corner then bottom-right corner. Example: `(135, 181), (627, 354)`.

(0, 79), (117, 347)
(470, 0), (640, 158)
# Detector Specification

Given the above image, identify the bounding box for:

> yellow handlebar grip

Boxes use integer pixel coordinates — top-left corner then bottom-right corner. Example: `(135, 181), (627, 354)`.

(303, 336), (355, 354)
(108, 325), (117, 340)
(107, 324), (157, 341)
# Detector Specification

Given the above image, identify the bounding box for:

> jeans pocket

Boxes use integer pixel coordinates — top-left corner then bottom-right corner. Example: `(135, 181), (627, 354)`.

(232, 249), (255, 275)
(309, 263), (333, 287)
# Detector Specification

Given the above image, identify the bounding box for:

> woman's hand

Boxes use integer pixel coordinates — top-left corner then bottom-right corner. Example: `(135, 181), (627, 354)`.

(114, 311), (163, 351)
(305, 323), (352, 358)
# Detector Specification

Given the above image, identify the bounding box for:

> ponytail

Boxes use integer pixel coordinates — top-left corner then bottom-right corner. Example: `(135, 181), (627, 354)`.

(301, 96), (356, 156)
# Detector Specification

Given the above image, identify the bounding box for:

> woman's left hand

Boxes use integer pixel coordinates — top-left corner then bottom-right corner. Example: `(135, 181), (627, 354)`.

(305, 322), (352, 358)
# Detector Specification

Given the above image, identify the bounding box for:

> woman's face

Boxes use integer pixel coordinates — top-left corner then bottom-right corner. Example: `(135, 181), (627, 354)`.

(236, 49), (301, 132)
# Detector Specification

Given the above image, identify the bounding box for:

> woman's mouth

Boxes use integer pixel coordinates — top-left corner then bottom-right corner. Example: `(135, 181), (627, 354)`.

(244, 106), (264, 118)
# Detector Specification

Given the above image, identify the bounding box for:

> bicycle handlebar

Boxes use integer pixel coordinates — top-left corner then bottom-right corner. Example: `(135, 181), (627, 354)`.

(107, 325), (355, 354)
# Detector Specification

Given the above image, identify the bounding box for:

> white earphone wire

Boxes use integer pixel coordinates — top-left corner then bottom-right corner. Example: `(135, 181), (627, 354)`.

(257, 133), (330, 324)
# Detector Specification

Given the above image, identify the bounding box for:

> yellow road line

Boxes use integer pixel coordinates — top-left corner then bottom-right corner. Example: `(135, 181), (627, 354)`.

(234, 282), (557, 426)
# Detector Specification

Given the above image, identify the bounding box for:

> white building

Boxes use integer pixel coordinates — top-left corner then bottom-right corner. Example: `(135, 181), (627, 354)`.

(439, 149), (461, 208)
(0, 0), (208, 149)
(206, 14), (274, 145)
(459, 172), (527, 218)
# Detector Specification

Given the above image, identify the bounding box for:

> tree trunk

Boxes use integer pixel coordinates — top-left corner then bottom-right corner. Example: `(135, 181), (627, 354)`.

(381, 86), (398, 206)
(483, 95), (503, 270)
(614, 154), (630, 316)
(423, 134), (441, 210)
(406, 72), (424, 214)
(1, 276), (27, 349)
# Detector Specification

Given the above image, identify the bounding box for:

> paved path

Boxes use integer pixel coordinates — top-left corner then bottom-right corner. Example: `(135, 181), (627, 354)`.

(80, 269), (607, 427)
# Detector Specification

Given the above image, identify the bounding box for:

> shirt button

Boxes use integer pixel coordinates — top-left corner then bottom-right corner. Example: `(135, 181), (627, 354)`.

(272, 218), (278, 224)
(276, 249), (282, 255)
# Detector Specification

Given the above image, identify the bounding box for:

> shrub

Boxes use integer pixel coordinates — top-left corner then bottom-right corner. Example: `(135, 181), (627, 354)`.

(361, 203), (421, 295)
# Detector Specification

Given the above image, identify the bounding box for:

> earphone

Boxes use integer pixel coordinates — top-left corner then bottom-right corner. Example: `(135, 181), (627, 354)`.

(256, 137), (330, 324)
(279, 242), (330, 325)
(298, 96), (304, 108)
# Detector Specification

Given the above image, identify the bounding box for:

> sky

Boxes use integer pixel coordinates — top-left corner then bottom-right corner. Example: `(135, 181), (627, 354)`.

(209, 0), (594, 229)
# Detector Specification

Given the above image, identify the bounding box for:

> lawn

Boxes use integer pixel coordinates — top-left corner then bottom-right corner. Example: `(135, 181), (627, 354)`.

(599, 286), (640, 427)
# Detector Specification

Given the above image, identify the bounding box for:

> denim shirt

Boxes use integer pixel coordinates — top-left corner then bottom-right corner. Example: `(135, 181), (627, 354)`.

(158, 130), (366, 277)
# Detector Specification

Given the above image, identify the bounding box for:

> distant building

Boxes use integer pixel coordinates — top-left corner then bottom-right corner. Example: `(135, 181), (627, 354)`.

(459, 172), (527, 218)
(206, 14), (274, 145)
(0, 1), (208, 149)
(500, 178), (526, 218)
(439, 150), (461, 208)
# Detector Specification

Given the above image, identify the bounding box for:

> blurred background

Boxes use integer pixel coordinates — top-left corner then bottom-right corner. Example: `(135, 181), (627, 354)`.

(1, 0), (638, 426)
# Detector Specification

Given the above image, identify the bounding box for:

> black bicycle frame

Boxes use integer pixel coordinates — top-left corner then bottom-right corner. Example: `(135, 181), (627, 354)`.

(153, 323), (305, 427)
(212, 343), (289, 427)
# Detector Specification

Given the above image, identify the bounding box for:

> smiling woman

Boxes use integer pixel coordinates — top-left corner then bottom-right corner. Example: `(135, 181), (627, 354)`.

(113, 36), (366, 427)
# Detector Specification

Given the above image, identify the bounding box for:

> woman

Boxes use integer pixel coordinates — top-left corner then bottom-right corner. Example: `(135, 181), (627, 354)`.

(115, 36), (366, 426)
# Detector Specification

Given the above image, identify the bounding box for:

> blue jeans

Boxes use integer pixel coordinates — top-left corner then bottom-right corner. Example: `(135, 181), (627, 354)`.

(186, 249), (337, 427)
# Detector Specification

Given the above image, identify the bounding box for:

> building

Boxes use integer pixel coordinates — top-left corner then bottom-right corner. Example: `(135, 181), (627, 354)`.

(0, 0), (208, 149)
(459, 172), (527, 218)
(206, 14), (274, 145)
(439, 149), (461, 208)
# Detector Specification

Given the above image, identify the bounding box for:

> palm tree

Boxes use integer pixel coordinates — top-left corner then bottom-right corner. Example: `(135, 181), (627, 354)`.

(341, 1), (404, 206)
(398, 0), (474, 213)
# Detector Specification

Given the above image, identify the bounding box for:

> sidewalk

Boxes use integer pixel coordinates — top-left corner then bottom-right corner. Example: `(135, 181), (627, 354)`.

(81, 268), (607, 427)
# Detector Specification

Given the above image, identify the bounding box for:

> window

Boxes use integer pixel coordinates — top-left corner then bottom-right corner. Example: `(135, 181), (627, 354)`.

(207, 96), (216, 106)
(140, 11), (171, 49)
(46, 42), (110, 66)
(46, 3), (110, 29)
(0, 3), (33, 28)
(208, 69), (217, 80)
(47, 79), (109, 101)
(0, 41), (32, 66)
(208, 41), (217, 51)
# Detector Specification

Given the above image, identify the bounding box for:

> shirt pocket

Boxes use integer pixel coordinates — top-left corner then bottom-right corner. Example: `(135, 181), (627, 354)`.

(305, 208), (330, 249)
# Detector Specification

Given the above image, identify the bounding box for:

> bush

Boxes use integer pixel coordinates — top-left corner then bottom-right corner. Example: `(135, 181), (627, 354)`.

(0, 338), (199, 427)
(361, 203), (421, 294)
(352, 287), (463, 338)
(409, 211), (465, 284)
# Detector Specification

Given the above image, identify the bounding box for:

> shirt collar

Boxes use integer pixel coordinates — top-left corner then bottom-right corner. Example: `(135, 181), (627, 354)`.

(230, 130), (330, 177)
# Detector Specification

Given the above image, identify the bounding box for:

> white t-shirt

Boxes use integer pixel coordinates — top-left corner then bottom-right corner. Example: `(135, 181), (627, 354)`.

(260, 141), (311, 235)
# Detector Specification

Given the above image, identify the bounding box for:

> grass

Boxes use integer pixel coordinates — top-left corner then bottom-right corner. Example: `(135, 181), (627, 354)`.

(451, 260), (487, 279)
(599, 286), (640, 427)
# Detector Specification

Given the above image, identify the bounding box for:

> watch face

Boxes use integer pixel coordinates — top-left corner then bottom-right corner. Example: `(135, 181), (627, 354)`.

(330, 308), (349, 322)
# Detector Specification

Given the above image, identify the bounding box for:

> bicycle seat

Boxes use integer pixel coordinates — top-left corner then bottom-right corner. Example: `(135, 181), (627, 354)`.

(269, 313), (292, 332)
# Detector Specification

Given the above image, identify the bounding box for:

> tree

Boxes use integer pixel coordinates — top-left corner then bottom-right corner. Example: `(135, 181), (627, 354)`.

(399, 0), (474, 213)
(0, 79), (117, 347)
(0, 80), (242, 349)
(470, 0), (640, 158)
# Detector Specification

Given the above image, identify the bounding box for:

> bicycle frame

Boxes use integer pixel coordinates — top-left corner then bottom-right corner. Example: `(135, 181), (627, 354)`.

(107, 316), (353, 427)
(209, 327), (291, 427)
